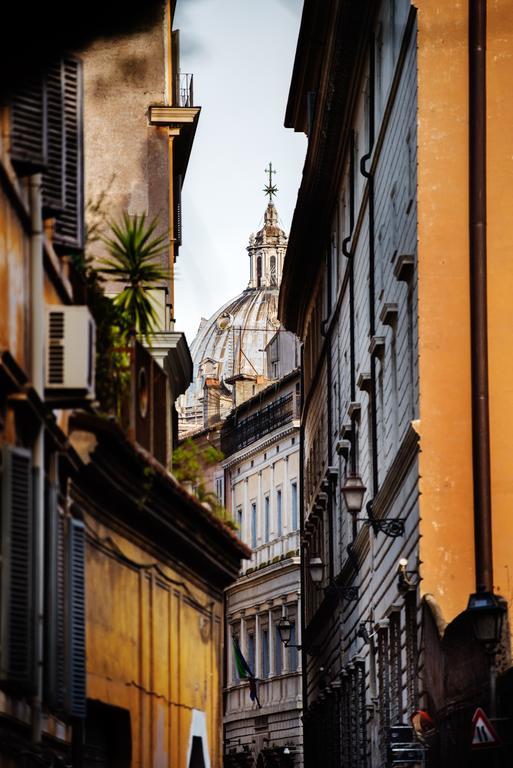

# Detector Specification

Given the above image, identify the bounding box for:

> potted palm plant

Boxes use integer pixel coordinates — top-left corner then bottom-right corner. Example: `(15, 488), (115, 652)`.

(99, 212), (168, 342)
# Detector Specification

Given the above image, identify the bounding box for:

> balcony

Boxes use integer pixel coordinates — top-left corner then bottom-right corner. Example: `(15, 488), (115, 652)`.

(242, 530), (300, 575)
(225, 671), (301, 717)
(221, 392), (299, 457)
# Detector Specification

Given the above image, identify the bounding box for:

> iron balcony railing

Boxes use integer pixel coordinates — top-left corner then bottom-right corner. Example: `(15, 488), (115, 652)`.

(176, 73), (194, 107)
(221, 392), (299, 456)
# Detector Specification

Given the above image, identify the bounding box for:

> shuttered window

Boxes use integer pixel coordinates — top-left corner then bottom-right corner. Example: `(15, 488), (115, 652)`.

(9, 75), (47, 175)
(67, 517), (86, 717)
(0, 445), (35, 692)
(44, 481), (66, 712)
(42, 62), (66, 215)
(53, 57), (84, 254)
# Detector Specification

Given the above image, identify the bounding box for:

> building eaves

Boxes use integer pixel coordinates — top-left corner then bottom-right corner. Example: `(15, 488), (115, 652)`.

(279, 0), (374, 336)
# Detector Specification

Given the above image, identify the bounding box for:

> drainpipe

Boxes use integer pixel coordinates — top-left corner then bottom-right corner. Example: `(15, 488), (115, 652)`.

(29, 173), (44, 743)
(342, 131), (357, 541)
(361, 38), (378, 499)
(298, 344), (308, 731)
(469, 0), (493, 594)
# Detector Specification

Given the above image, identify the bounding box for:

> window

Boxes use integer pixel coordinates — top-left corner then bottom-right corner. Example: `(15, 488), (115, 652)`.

(261, 629), (269, 678)
(257, 256), (262, 287)
(264, 497), (270, 543)
(215, 476), (224, 504)
(274, 624), (283, 675)
(251, 502), (257, 548)
(276, 490), (282, 536)
(291, 482), (298, 531)
(270, 255), (277, 285)
(236, 507), (243, 538)
(247, 633), (255, 676)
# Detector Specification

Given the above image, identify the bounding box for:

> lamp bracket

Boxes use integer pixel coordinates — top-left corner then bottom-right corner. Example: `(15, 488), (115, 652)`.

(324, 584), (359, 602)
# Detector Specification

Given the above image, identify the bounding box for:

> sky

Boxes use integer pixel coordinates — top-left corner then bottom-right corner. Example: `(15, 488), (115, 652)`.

(174, 0), (307, 344)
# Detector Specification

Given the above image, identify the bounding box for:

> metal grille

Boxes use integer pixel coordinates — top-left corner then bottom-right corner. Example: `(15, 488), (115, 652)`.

(405, 593), (419, 713)
(389, 610), (402, 724)
(221, 393), (294, 455)
(377, 626), (391, 765)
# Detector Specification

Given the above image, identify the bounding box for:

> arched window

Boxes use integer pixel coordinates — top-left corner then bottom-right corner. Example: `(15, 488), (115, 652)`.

(257, 255), (262, 287)
(270, 255), (277, 285)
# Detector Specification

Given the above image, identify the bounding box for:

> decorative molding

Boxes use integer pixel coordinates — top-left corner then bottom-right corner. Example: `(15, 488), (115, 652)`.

(357, 372), (372, 393)
(369, 336), (385, 359)
(148, 105), (200, 126)
(379, 302), (398, 327)
(393, 253), (414, 283)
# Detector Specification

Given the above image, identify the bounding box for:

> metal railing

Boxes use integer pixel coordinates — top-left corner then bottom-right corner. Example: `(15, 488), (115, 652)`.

(221, 393), (298, 456)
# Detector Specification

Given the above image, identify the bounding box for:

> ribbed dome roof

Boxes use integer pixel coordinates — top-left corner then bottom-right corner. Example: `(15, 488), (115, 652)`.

(178, 201), (287, 432)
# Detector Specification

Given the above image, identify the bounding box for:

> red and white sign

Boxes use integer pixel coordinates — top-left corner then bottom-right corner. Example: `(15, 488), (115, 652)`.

(471, 707), (501, 749)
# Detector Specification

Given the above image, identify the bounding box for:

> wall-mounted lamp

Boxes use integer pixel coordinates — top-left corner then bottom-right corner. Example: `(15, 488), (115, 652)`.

(466, 591), (505, 654)
(341, 474), (366, 514)
(397, 558), (420, 594)
(308, 556), (324, 584)
(308, 556), (358, 602)
(277, 616), (301, 649)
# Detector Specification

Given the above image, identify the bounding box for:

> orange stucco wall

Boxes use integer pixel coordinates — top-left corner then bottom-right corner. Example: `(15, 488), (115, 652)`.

(416, 0), (513, 629)
(486, 0), (513, 606)
(416, 1), (475, 623)
(86, 515), (223, 768)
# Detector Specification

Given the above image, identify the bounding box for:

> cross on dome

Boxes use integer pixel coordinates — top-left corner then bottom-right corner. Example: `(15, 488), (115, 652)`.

(263, 162), (278, 200)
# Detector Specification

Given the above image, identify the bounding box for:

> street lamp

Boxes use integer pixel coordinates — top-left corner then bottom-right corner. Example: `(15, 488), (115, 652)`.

(277, 616), (301, 649)
(341, 474), (366, 514)
(467, 592), (505, 654)
(467, 591), (506, 720)
(308, 556), (324, 584)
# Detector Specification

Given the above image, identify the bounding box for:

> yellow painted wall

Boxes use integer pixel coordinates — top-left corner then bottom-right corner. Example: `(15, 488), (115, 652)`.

(416, 0), (513, 628)
(85, 515), (223, 768)
(0, 181), (29, 370)
(486, 0), (513, 608)
(416, 0), (474, 623)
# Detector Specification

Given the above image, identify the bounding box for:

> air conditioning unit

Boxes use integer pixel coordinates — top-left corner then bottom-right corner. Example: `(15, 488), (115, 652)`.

(45, 306), (95, 400)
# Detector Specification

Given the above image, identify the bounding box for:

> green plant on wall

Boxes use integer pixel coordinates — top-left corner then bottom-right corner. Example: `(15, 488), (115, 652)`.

(172, 440), (237, 530)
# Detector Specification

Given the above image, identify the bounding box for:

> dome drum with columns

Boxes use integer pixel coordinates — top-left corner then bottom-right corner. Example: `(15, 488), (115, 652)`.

(178, 186), (289, 437)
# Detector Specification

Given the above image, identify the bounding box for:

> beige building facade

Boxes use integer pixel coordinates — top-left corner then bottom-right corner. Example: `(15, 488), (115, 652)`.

(222, 371), (303, 768)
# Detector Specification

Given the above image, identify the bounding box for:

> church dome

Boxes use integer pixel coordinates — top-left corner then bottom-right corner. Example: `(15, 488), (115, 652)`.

(178, 199), (288, 434)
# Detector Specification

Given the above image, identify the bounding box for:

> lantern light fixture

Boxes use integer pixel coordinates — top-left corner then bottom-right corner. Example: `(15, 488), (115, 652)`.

(341, 474), (366, 514)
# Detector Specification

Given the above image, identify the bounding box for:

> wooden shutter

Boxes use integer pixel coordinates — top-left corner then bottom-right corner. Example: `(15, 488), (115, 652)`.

(53, 57), (84, 254)
(42, 61), (66, 215)
(9, 75), (47, 175)
(44, 481), (66, 712)
(67, 517), (86, 717)
(0, 445), (35, 692)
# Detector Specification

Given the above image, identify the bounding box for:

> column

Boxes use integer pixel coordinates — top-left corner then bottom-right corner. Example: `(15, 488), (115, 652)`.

(269, 606), (275, 677)
(297, 594), (302, 671)
(270, 463), (275, 538)
(283, 454), (289, 537)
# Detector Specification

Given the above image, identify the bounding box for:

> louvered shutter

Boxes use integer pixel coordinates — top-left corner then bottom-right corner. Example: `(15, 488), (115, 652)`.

(9, 75), (47, 175)
(44, 481), (66, 712)
(53, 57), (84, 254)
(67, 517), (86, 718)
(42, 62), (66, 215)
(0, 445), (35, 692)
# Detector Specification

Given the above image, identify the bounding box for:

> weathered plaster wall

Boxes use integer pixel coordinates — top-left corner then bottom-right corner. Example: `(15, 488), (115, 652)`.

(85, 514), (223, 768)
(416, 0), (475, 622)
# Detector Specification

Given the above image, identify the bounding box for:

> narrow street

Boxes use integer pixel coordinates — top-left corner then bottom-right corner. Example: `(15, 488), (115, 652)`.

(0, 1), (512, 767)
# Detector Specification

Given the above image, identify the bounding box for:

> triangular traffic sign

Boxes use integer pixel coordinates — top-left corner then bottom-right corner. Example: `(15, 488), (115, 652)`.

(471, 707), (501, 749)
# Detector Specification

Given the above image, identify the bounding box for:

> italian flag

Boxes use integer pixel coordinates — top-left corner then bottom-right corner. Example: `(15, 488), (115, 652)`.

(232, 635), (261, 708)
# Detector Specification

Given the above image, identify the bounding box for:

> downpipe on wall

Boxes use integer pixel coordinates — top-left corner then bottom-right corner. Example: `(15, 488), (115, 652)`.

(29, 173), (44, 743)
